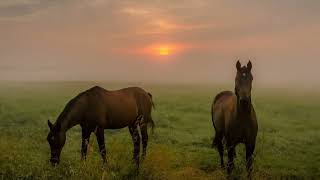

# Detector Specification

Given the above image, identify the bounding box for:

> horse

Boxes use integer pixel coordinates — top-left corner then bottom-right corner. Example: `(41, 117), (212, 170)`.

(211, 60), (258, 176)
(46, 86), (155, 167)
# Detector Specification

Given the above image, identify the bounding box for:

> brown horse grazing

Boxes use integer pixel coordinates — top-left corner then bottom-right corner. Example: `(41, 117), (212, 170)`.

(211, 61), (258, 175)
(47, 86), (155, 166)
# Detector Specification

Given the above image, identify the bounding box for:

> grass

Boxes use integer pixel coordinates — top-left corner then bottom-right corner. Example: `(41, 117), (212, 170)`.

(0, 81), (319, 179)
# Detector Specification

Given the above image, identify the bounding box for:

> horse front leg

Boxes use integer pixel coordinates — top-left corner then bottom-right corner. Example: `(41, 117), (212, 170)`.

(81, 127), (91, 160)
(95, 127), (107, 163)
(129, 123), (140, 167)
(246, 142), (255, 177)
(226, 144), (235, 175)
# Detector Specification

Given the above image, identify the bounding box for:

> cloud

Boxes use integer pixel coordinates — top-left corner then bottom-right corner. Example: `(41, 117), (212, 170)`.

(120, 7), (150, 16)
(0, 0), (319, 86)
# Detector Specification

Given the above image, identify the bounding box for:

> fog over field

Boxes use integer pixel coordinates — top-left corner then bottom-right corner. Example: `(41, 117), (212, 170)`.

(1, 2), (320, 179)
(0, 0), (319, 88)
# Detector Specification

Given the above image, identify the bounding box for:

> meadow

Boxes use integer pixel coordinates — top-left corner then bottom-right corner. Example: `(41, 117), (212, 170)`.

(0, 81), (319, 179)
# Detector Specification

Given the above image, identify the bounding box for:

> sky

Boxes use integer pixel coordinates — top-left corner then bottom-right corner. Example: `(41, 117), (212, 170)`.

(0, 0), (320, 87)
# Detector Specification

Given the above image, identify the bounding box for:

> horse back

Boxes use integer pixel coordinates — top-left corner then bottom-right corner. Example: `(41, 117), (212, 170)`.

(211, 91), (237, 132)
(108, 87), (154, 128)
(116, 87), (153, 115)
(213, 91), (234, 105)
(88, 86), (151, 112)
(77, 86), (151, 129)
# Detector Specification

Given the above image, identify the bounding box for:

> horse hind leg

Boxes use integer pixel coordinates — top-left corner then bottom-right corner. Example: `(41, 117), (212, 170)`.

(226, 143), (236, 175)
(139, 116), (149, 159)
(212, 112), (225, 168)
(213, 132), (224, 168)
(129, 122), (141, 167)
(137, 114), (149, 159)
(246, 142), (255, 177)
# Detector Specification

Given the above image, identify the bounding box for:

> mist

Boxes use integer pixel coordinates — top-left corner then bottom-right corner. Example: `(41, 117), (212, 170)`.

(1, 0), (319, 89)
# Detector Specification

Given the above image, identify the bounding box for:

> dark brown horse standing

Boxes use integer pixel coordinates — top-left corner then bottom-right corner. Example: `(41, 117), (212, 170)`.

(211, 61), (258, 175)
(47, 86), (155, 166)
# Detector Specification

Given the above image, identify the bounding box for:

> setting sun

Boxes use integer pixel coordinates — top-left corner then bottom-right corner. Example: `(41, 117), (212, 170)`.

(140, 43), (185, 57)
(158, 47), (170, 56)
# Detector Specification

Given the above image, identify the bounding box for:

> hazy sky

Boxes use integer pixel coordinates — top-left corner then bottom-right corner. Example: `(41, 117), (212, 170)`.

(0, 0), (319, 87)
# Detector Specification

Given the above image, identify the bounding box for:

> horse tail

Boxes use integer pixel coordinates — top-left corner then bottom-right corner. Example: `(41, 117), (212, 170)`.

(147, 92), (155, 109)
(148, 117), (155, 134)
(211, 95), (223, 148)
(146, 92), (155, 133)
(211, 102), (217, 148)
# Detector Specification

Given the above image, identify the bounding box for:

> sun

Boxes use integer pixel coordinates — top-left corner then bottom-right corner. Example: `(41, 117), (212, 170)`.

(141, 43), (181, 57)
(158, 46), (170, 56)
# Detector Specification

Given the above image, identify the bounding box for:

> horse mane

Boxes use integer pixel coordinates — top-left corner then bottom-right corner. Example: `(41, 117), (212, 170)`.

(56, 88), (93, 125)
(56, 86), (106, 125)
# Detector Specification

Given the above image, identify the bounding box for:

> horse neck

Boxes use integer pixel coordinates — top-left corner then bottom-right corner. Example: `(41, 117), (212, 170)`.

(57, 113), (80, 133)
(237, 104), (251, 118)
(236, 96), (252, 118)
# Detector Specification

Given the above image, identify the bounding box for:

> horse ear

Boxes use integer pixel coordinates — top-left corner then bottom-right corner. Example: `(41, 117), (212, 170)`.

(48, 120), (53, 130)
(236, 60), (241, 71)
(247, 60), (252, 71)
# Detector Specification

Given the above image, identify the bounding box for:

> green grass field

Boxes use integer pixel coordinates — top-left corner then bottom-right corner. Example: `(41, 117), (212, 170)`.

(0, 82), (319, 179)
